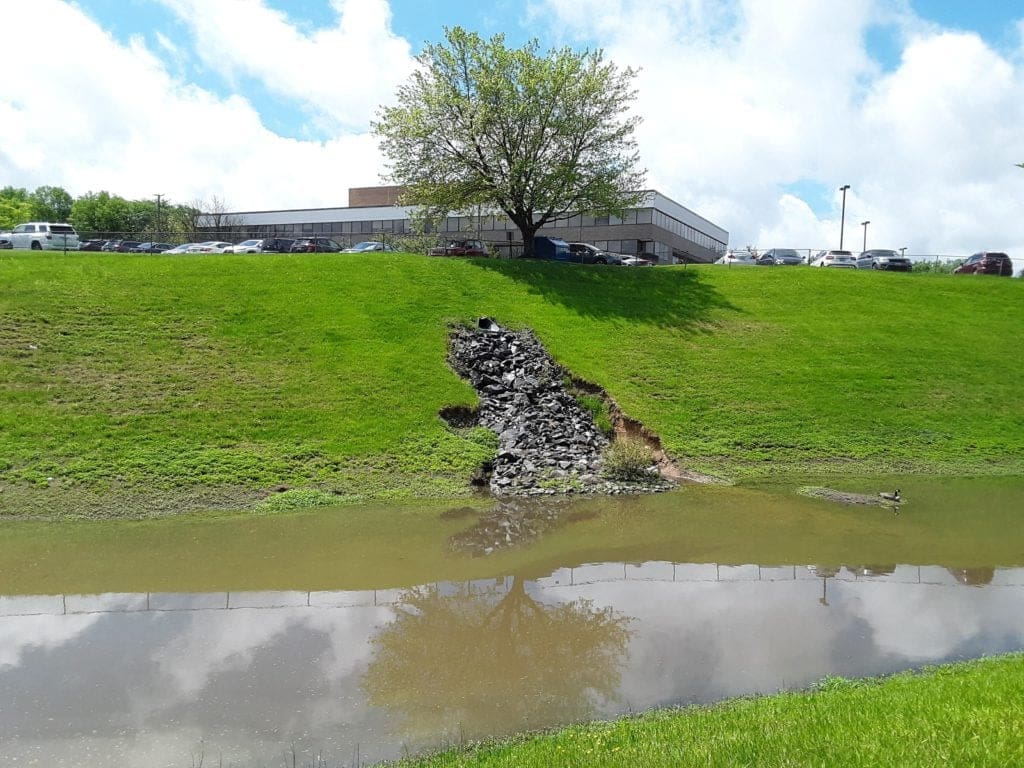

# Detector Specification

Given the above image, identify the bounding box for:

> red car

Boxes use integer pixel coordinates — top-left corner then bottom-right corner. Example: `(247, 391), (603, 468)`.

(954, 252), (1013, 276)
(429, 239), (488, 257)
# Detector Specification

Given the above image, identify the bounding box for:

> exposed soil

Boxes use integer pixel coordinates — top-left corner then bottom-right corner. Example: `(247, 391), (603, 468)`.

(442, 318), (712, 496)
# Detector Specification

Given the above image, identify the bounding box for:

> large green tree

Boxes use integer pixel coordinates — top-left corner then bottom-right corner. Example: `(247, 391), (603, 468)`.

(70, 191), (133, 235)
(374, 27), (646, 258)
(29, 185), (73, 222)
(0, 186), (34, 230)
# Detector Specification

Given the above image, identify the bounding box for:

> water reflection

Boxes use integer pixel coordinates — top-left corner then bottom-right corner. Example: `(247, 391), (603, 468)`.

(2, 563), (1023, 767)
(363, 577), (630, 742)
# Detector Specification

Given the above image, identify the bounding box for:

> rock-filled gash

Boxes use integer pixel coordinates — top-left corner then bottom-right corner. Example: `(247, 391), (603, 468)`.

(446, 318), (674, 496)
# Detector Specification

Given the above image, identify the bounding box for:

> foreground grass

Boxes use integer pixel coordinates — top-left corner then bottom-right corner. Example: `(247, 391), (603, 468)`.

(396, 654), (1024, 768)
(2, 251), (1022, 517)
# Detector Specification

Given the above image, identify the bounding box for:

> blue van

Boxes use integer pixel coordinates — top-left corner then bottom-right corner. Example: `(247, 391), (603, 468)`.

(531, 236), (570, 261)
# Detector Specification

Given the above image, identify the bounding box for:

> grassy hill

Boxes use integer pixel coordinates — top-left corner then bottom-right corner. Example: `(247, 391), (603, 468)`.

(1, 251), (1021, 518)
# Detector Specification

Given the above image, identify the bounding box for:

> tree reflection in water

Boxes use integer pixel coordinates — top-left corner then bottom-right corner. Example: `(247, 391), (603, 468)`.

(947, 567), (995, 586)
(362, 576), (632, 742)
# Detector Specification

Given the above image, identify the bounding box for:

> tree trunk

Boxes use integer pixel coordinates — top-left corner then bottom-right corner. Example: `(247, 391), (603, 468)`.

(517, 221), (540, 259)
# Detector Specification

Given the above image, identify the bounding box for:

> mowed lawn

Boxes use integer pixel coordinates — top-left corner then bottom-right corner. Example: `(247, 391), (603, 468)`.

(1, 251), (1021, 516)
(397, 654), (1024, 768)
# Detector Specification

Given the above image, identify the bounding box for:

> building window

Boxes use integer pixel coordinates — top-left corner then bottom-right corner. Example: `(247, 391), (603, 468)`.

(636, 209), (653, 224)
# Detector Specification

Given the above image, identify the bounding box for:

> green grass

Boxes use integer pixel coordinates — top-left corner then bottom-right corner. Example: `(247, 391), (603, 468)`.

(1, 251), (1022, 517)
(395, 654), (1024, 767)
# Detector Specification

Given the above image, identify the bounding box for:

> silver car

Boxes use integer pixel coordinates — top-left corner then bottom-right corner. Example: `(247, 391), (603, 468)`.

(856, 249), (911, 271)
(811, 250), (857, 268)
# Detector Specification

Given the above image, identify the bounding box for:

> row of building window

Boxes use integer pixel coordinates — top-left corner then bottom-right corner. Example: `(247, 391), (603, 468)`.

(220, 208), (725, 254)
(652, 210), (726, 252)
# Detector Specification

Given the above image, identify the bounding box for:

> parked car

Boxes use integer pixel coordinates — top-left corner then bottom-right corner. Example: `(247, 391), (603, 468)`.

(340, 240), (397, 253)
(811, 250), (857, 268)
(78, 238), (107, 251)
(9, 222), (80, 250)
(715, 250), (757, 265)
(224, 239), (266, 253)
(757, 248), (804, 266)
(856, 249), (911, 271)
(225, 237), (296, 253)
(129, 242), (173, 253)
(113, 240), (142, 252)
(953, 251), (1013, 276)
(621, 255), (653, 267)
(186, 241), (234, 253)
(260, 237), (296, 253)
(0, 233), (12, 249)
(429, 239), (488, 257)
(290, 237), (343, 253)
(159, 243), (196, 254)
(567, 242), (621, 265)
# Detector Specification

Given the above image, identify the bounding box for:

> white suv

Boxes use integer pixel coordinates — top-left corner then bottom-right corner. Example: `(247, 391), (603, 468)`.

(10, 222), (80, 250)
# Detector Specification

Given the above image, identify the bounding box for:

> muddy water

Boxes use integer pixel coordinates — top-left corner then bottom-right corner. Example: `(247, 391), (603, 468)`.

(1, 477), (1023, 766)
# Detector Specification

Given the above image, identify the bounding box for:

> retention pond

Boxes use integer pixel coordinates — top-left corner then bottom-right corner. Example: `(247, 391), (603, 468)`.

(2, 476), (1023, 766)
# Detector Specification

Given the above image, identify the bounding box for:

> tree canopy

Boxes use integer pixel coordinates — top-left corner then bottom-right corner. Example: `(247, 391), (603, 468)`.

(374, 27), (646, 257)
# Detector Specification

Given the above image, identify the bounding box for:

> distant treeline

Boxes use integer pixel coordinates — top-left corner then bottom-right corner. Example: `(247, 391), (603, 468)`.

(0, 185), (235, 237)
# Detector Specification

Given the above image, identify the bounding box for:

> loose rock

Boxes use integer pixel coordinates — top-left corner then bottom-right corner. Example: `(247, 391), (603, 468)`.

(448, 319), (675, 497)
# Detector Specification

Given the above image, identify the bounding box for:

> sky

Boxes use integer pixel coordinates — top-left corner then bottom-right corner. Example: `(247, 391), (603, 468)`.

(3, 0), (1024, 259)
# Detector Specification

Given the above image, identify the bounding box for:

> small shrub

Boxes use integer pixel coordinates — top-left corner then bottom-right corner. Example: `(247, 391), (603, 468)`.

(256, 487), (339, 514)
(602, 438), (656, 481)
(912, 259), (962, 274)
(577, 393), (614, 437)
(463, 426), (499, 451)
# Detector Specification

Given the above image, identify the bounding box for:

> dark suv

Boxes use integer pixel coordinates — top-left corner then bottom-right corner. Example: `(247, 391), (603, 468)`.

(290, 237), (342, 253)
(954, 252), (1013, 276)
(261, 237), (295, 253)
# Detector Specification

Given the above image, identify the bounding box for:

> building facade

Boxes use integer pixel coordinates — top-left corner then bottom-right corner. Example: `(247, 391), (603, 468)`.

(214, 188), (728, 264)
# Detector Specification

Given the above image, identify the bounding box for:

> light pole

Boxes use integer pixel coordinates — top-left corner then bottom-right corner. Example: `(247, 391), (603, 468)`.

(838, 185), (850, 250)
(899, 247), (907, 258)
(861, 220), (870, 252)
(154, 193), (164, 240)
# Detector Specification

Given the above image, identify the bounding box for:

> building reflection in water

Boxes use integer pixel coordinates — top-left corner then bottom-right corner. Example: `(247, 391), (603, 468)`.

(1, 562), (1023, 767)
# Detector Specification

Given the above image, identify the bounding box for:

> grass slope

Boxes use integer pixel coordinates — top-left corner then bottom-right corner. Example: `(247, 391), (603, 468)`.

(396, 654), (1024, 768)
(2, 252), (1021, 517)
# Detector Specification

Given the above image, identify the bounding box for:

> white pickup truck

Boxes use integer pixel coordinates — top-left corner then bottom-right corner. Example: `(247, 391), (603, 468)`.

(10, 222), (80, 250)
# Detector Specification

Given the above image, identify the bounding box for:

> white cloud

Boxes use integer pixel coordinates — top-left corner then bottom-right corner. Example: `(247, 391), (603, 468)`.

(154, 0), (415, 133)
(536, 0), (1024, 258)
(0, 613), (100, 670)
(0, 0), (397, 209)
(2, 0), (1024, 263)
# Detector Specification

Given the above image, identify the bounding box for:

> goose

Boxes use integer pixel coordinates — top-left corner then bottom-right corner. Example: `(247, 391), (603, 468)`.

(879, 490), (901, 502)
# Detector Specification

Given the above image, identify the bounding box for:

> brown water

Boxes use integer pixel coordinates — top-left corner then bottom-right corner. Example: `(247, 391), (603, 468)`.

(1, 477), (1023, 766)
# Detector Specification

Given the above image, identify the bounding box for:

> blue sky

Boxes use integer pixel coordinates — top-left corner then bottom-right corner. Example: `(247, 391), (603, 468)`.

(63, 0), (1023, 145)
(3, 0), (1023, 259)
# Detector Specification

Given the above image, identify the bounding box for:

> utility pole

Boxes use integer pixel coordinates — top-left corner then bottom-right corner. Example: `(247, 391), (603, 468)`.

(154, 193), (164, 240)
(838, 185), (850, 250)
(861, 220), (870, 252)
